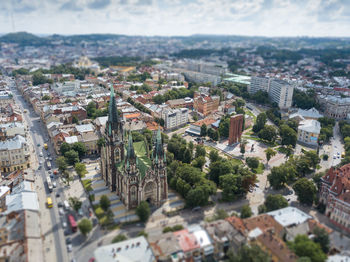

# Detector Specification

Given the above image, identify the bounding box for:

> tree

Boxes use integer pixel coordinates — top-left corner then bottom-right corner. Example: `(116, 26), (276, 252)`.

(209, 160), (233, 185)
(185, 187), (209, 207)
(280, 124), (297, 147)
(264, 194), (288, 212)
(265, 148), (276, 164)
(136, 201), (151, 223)
(97, 137), (106, 149)
(253, 113), (267, 133)
(56, 156), (68, 171)
(313, 227), (330, 254)
(100, 195), (111, 211)
(200, 124), (207, 137)
(258, 125), (277, 142)
(240, 140), (247, 156)
(192, 156), (206, 170)
(240, 204), (252, 218)
(183, 149), (192, 164)
(195, 145), (206, 158)
(72, 142), (87, 159)
(220, 174), (242, 201)
(78, 218), (93, 236)
(227, 244), (271, 262)
(289, 235), (327, 262)
(268, 164), (296, 190)
(64, 150), (80, 165)
(75, 163), (87, 177)
(60, 142), (71, 156)
(207, 128), (214, 139)
(72, 115), (79, 124)
(69, 197), (82, 212)
(293, 178), (317, 206)
(246, 157), (260, 169)
(209, 150), (220, 163)
(111, 234), (128, 243)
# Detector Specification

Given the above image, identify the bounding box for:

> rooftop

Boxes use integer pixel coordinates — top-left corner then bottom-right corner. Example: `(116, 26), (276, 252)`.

(93, 236), (154, 262)
(6, 192), (39, 213)
(0, 135), (27, 151)
(267, 207), (312, 227)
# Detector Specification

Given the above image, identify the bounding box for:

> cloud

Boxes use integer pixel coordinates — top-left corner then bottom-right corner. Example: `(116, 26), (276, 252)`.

(88, 0), (111, 9)
(0, 0), (349, 36)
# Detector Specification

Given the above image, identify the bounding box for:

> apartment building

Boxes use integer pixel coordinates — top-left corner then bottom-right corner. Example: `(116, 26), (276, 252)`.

(320, 164), (350, 233)
(161, 108), (188, 130)
(297, 119), (321, 146)
(0, 135), (30, 173)
(248, 77), (294, 109)
(193, 93), (220, 116)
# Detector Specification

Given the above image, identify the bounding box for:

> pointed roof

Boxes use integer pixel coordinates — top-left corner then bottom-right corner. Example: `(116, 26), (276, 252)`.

(127, 131), (136, 160)
(154, 127), (163, 157)
(107, 85), (120, 135)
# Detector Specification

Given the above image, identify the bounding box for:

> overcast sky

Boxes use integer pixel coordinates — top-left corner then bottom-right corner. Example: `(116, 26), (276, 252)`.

(0, 0), (349, 37)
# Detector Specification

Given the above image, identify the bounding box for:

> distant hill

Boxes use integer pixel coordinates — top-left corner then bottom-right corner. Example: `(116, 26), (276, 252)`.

(0, 32), (48, 46)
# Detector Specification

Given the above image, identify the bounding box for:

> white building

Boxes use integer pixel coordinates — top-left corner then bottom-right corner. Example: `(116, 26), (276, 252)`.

(161, 108), (188, 130)
(0, 135), (30, 173)
(289, 107), (323, 121)
(0, 122), (26, 138)
(248, 77), (294, 109)
(297, 119), (321, 146)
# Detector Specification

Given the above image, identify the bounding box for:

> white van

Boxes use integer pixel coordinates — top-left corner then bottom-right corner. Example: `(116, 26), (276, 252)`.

(64, 200), (70, 210)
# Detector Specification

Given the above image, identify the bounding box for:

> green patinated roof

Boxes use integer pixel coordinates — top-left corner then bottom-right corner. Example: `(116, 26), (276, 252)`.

(115, 141), (151, 179)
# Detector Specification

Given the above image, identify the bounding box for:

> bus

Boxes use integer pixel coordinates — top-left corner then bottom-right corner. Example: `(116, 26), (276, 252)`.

(68, 214), (77, 232)
(46, 175), (53, 192)
(46, 161), (52, 170)
(44, 144), (48, 150)
(47, 197), (53, 208)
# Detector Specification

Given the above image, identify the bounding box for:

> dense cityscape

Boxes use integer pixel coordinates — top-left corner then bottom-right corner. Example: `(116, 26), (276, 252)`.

(0, 3), (350, 262)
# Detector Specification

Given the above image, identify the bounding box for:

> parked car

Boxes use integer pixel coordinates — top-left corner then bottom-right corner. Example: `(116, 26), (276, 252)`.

(53, 181), (57, 188)
(58, 208), (65, 216)
(39, 152), (43, 157)
(62, 221), (67, 228)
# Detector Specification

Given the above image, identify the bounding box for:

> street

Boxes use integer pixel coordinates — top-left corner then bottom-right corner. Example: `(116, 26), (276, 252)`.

(9, 79), (69, 262)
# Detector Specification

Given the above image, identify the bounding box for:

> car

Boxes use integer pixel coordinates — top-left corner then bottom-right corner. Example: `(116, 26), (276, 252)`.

(337, 155), (340, 159)
(248, 188), (254, 193)
(288, 190), (294, 195)
(337, 152), (340, 155)
(39, 160), (43, 165)
(49, 157), (53, 161)
(56, 192), (60, 198)
(192, 206), (201, 212)
(287, 198), (291, 201)
(47, 152), (51, 156)
(64, 230), (70, 236)
(37, 144), (40, 147)
(254, 183), (259, 188)
(58, 208), (65, 216)
(48, 170), (52, 174)
(45, 157), (49, 160)
(62, 221), (67, 228)
(66, 238), (72, 245)
(38, 165), (42, 170)
(53, 182), (57, 188)
(333, 155), (337, 159)
(67, 244), (72, 252)
(39, 152), (43, 157)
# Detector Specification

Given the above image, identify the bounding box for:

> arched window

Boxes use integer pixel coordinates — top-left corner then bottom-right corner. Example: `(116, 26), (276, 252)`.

(131, 186), (137, 203)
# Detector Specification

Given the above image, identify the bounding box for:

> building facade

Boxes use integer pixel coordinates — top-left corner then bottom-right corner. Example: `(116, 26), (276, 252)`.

(248, 77), (294, 109)
(297, 119), (321, 146)
(0, 135), (30, 173)
(229, 114), (244, 145)
(161, 108), (188, 130)
(193, 93), (220, 116)
(319, 164), (350, 233)
(100, 87), (167, 210)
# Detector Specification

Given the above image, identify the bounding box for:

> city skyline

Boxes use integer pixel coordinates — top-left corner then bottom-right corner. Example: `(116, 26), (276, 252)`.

(0, 0), (350, 37)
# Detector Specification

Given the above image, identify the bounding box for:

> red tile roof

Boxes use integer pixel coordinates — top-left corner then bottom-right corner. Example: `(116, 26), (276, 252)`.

(173, 229), (200, 253)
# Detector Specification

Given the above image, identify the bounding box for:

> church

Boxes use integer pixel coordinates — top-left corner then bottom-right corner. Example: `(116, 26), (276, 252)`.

(100, 87), (168, 210)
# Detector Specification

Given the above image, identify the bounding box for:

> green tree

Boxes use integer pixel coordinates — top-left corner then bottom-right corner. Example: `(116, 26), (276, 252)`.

(220, 174), (242, 201)
(265, 148), (277, 164)
(100, 195), (111, 211)
(313, 227), (330, 254)
(72, 115), (79, 124)
(195, 145), (206, 158)
(258, 125), (278, 142)
(293, 178), (317, 206)
(264, 194), (288, 212)
(69, 197), (82, 212)
(289, 235), (327, 262)
(240, 204), (252, 218)
(192, 156), (206, 170)
(280, 124), (297, 147)
(185, 187), (209, 207)
(227, 244), (271, 262)
(64, 150), (80, 165)
(240, 140), (247, 156)
(246, 157), (260, 169)
(209, 150), (220, 163)
(209, 160), (233, 185)
(75, 162), (87, 177)
(268, 164), (296, 190)
(136, 201), (151, 223)
(78, 218), (93, 237)
(111, 234), (128, 243)
(72, 142), (87, 159)
(56, 156), (68, 171)
(60, 142), (71, 156)
(200, 124), (207, 137)
(253, 113), (267, 133)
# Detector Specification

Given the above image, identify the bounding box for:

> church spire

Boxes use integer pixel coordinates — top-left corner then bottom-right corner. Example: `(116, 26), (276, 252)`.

(127, 131), (136, 160)
(107, 84), (120, 136)
(154, 127), (163, 157)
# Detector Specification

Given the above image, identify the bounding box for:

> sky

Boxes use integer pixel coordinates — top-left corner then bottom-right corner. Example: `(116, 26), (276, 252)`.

(0, 0), (349, 37)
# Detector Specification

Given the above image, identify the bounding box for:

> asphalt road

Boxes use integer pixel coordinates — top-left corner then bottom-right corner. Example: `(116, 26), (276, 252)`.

(9, 80), (68, 262)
